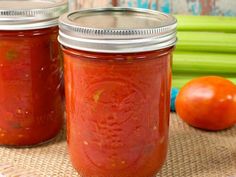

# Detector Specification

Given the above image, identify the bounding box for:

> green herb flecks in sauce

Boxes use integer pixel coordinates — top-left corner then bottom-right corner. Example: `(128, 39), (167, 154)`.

(93, 90), (104, 103)
(6, 50), (18, 61)
(10, 121), (22, 129)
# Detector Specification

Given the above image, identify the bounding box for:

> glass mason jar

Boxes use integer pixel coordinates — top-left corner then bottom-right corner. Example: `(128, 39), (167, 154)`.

(59, 8), (177, 177)
(0, 0), (67, 146)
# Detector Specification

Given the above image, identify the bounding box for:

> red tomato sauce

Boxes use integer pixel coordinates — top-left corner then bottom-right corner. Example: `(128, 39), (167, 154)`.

(0, 27), (64, 146)
(63, 47), (173, 177)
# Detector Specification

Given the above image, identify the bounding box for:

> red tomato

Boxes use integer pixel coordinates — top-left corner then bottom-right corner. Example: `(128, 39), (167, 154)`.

(176, 76), (236, 131)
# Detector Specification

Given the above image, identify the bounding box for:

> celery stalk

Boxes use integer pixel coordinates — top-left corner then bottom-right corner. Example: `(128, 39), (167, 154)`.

(173, 73), (233, 80)
(172, 76), (236, 89)
(176, 15), (236, 32)
(173, 52), (236, 74)
(176, 32), (236, 53)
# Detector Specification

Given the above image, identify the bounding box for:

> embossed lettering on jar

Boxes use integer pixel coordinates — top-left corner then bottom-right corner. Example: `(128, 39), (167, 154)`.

(59, 8), (177, 177)
(0, 0), (67, 146)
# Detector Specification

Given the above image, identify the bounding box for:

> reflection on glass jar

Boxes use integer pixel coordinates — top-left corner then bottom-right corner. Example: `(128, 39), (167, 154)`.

(59, 8), (177, 177)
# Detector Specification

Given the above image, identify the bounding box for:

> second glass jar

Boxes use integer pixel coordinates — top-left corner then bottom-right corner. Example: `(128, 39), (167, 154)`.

(0, 0), (67, 146)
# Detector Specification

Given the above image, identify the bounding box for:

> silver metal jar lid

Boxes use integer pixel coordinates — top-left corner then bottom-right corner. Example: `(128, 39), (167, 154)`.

(58, 7), (177, 53)
(0, 0), (68, 30)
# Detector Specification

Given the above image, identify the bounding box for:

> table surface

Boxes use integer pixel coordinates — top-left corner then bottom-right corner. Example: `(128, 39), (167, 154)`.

(0, 114), (235, 177)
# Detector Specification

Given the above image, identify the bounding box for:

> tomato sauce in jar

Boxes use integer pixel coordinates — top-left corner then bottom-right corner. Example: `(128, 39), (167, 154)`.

(59, 8), (177, 177)
(0, 0), (67, 146)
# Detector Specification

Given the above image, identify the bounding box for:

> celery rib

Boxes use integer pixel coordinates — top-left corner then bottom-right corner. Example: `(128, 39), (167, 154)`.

(176, 32), (236, 53)
(173, 52), (236, 74)
(176, 15), (236, 32)
(172, 76), (236, 89)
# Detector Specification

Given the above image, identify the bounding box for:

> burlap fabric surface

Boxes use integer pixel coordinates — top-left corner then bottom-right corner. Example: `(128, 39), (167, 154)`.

(0, 114), (235, 177)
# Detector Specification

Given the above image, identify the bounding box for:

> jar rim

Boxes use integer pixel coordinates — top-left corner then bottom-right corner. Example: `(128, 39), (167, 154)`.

(58, 7), (177, 53)
(0, 0), (68, 30)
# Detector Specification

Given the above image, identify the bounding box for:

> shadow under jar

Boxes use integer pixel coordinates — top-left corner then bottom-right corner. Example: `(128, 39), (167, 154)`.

(0, 0), (67, 146)
(59, 8), (177, 177)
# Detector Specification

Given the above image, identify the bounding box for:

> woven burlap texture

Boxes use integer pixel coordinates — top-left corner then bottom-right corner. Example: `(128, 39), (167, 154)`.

(0, 114), (235, 177)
